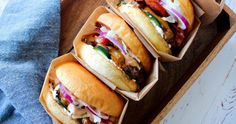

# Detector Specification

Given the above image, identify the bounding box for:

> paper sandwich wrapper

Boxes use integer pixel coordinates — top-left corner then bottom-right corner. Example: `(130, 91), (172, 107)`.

(194, 0), (225, 26)
(39, 53), (128, 124)
(73, 6), (159, 101)
(106, 0), (202, 62)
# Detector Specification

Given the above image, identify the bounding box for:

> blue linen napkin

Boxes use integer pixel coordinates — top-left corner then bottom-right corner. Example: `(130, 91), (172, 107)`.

(0, 0), (60, 123)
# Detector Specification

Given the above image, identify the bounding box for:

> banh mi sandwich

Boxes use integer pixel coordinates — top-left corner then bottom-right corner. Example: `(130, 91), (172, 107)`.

(76, 13), (152, 92)
(117, 0), (195, 55)
(44, 62), (124, 124)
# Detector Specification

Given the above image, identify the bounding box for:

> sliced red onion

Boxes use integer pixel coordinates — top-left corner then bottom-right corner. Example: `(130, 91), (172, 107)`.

(86, 106), (109, 120)
(96, 27), (127, 55)
(60, 84), (73, 103)
(59, 83), (109, 121)
(159, 1), (189, 30)
(95, 28), (105, 34)
(100, 33), (127, 55)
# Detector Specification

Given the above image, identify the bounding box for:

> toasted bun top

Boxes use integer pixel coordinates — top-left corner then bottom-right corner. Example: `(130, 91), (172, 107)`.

(56, 62), (124, 117)
(178, 0), (194, 31)
(118, 5), (172, 54)
(97, 13), (152, 73)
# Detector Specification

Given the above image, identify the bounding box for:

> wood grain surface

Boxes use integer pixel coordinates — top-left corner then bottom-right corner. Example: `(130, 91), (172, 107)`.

(60, 1), (235, 124)
(60, 0), (106, 54)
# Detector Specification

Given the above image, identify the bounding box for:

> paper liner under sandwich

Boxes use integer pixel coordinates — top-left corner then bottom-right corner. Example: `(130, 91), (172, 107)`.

(73, 6), (159, 101)
(39, 53), (128, 124)
(106, 0), (202, 62)
(194, 0), (225, 25)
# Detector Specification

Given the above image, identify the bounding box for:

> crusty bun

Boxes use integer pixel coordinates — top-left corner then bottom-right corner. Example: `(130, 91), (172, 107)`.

(178, 0), (194, 31)
(118, 0), (195, 54)
(76, 13), (153, 91)
(76, 43), (138, 91)
(119, 5), (172, 54)
(56, 62), (124, 117)
(97, 13), (152, 73)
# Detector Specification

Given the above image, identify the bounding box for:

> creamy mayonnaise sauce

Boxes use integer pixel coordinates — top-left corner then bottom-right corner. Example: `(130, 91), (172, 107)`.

(150, 20), (164, 38)
(161, 0), (187, 29)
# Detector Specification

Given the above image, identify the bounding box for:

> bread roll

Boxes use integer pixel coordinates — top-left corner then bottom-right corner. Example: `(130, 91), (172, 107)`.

(119, 5), (172, 54)
(76, 13), (153, 91)
(76, 43), (138, 91)
(56, 62), (124, 117)
(118, 0), (195, 53)
(97, 13), (152, 73)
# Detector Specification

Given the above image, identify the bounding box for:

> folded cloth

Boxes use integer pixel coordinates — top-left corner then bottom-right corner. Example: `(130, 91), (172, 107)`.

(0, 0), (60, 123)
(0, 90), (28, 124)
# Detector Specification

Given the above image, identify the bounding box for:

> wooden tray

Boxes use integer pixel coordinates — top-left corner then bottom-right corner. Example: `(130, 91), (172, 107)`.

(60, 0), (236, 123)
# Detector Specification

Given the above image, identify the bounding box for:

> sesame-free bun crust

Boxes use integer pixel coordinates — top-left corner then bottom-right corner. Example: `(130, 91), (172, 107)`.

(118, 5), (172, 54)
(76, 43), (138, 91)
(56, 62), (124, 117)
(97, 13), (152, 73)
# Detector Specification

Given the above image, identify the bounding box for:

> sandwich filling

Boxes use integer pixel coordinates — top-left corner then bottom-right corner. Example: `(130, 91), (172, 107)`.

(49, 82), (116, 124)
(81, 24), (146, 88)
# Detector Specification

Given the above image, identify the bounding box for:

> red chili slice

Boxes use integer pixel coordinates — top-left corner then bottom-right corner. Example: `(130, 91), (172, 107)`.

(100, 37), (110, 45)
(145, 0), (169, 17)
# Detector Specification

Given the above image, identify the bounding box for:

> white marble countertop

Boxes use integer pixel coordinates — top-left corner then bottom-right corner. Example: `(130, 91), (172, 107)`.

(160, 1), (236, 124)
